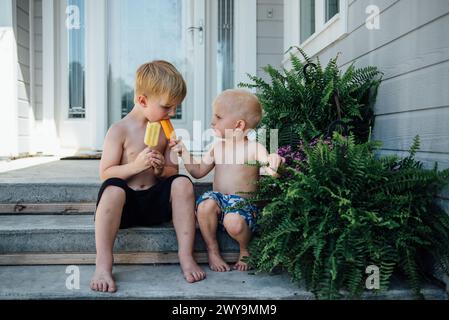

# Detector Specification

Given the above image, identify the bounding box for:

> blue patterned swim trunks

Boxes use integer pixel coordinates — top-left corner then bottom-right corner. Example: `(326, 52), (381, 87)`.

(196, 191), (259, 233)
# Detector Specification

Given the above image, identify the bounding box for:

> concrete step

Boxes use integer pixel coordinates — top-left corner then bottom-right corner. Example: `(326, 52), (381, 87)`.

(0, 215), (239, 260)
(0, 182), (212, 206)
(0, 159), (213, 206)
(0, 265), (447, 300)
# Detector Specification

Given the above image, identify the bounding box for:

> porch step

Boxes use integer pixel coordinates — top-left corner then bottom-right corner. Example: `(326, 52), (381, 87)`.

(0, 159), (213, 205)
(0, 265), (447, 300)
(0, 215), (239, 262)
(0, 182), (212, 206)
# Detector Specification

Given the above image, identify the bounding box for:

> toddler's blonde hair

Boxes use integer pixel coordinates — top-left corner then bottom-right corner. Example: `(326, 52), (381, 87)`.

(215, 89), (262, 129)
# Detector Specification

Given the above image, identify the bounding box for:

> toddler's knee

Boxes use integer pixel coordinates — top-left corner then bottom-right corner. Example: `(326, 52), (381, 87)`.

(224, 215), (247, 235)
(197, 199), (218, 216)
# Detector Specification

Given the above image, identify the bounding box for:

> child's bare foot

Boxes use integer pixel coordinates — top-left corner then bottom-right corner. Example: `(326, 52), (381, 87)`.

(207, 249), (231, 272)
(233, 250), (251, 271)
(179, 253), (206, 283)
(90, 254), (116, 293)
(90, 268), (116, 293)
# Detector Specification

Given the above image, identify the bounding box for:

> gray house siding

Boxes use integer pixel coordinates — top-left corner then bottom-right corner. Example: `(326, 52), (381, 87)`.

(309, 0), (449, 210)
(257, 0), (284, 83)
(15, 0), (43, 155)
(16, 0), (31, 154)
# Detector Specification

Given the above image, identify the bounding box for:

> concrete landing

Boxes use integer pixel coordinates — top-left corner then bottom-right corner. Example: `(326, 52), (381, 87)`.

(0, 265), (307, 300)
(0, 265), (447, 300)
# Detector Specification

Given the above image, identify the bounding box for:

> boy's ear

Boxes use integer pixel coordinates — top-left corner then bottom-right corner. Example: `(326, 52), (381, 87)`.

(136, 95), (148, 107)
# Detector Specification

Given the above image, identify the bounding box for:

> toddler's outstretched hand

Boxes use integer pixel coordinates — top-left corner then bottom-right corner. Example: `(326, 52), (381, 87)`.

(266, 153), (285, 177)
(169, 134), (186, 157)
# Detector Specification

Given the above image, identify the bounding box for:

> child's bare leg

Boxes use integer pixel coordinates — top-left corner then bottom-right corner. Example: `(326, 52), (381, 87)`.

(170, 177), (206, 282)
(90, 186), (125, 292)
(223, 214), (252, 271)
(197, 200), (230, 272)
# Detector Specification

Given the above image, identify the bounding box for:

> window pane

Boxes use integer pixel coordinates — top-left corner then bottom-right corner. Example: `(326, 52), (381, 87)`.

(325, 0), (339, 22)
(108, 0), (185, 123)
(67, 0), (86, 119)
(217, 0), (234, 92)
(300, 0), (315, 44)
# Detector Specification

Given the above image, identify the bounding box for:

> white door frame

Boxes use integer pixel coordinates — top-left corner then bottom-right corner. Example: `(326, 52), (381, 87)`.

(86, 0), (107, 151)
(190, 0), (207, 152)
(234, 0), (257, 90)
(55, 0), (107, 152)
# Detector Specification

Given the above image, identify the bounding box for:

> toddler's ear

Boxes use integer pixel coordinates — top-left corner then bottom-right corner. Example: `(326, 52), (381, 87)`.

(235, 119), (247, 131)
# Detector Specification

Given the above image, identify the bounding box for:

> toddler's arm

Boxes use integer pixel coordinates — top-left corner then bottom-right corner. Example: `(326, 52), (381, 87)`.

(169, 138), (215, 179)
(255, 143), (283, 178)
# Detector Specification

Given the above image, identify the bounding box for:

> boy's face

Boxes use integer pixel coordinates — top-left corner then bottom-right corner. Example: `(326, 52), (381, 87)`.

(139, 94), (178, 122)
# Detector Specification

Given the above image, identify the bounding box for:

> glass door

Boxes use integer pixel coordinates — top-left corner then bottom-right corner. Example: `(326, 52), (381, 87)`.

(107, 0), (205, 148)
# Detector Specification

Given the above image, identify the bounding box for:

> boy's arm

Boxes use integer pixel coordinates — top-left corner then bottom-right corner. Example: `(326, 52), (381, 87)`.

(171, 139), (215, 179)
(99, 124), (147, 181)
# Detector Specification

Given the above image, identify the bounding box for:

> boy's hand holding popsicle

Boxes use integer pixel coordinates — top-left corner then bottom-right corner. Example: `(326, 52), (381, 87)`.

(142, 120), (176, 175)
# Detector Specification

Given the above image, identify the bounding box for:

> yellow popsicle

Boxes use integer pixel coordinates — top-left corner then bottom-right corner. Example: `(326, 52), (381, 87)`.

(160, 119), (175, 139)
(144, 122), (161, 147)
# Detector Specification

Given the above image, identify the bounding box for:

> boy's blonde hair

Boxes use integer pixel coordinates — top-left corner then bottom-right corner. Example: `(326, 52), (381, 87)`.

(134, 60), (187, 105)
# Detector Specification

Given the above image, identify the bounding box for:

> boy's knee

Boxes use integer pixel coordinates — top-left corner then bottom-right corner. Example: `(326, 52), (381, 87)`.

(171, 176), (193, 195)
(100, 186), (126, 205)
(223, 214), (247, 235)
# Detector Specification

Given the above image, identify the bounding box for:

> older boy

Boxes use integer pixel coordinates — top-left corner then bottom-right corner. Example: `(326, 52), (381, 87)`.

(90, 61), (206, 293)
(170, 89), (283, 272)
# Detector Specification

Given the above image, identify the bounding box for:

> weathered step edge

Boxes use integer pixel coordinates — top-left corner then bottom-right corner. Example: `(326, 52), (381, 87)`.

(0, 203), (95, 215)
(0, 252), (240, 265)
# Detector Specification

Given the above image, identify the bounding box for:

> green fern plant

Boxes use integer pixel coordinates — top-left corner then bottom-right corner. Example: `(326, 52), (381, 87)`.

(247, 134), (449, 299)
(239, 48), (382, 148)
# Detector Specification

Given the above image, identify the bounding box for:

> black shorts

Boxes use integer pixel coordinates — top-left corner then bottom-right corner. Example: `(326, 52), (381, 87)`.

(95, 174), (193, 229)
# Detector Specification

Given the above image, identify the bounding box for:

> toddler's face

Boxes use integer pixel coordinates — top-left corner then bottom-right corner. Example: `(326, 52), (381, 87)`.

(210, 103), (239, 138)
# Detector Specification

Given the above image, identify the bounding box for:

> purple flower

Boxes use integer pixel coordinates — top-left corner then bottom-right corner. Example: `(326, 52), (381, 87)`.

(278, 145), (306, 171)
(277, 137), (334, 172)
